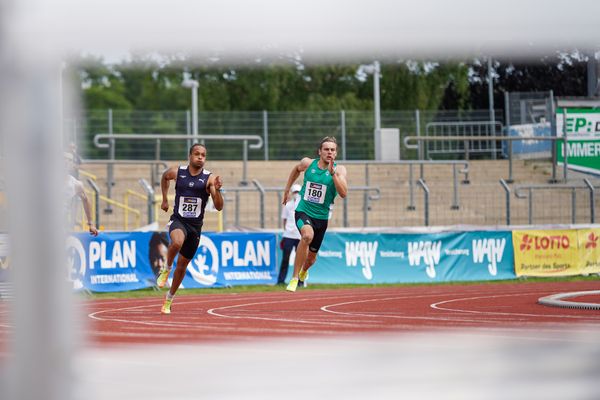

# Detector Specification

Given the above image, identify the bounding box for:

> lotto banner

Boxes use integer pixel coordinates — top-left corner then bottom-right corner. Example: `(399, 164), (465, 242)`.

(295, 231), (515, 284)
(512, 229), (600, 276)
(577, 228), (600, 275)
(67, 231), (278, 292)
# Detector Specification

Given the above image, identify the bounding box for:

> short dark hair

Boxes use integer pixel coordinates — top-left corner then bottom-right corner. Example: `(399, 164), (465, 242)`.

(189, 143), (207, 155)
(319, 136), (337, 150)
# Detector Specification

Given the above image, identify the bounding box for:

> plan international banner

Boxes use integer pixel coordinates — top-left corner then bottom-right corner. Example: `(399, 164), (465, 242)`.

(556, 108), (600, 175)
(306, 231), (515, 284)
(67, 231), (278, 292)
(178, 232), (278, 288)
(67, 232), (156, 292)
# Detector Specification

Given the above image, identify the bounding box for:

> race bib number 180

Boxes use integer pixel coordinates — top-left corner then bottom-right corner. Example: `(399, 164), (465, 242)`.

(304, 181), (327, 204)
(179, 196), (202, 218)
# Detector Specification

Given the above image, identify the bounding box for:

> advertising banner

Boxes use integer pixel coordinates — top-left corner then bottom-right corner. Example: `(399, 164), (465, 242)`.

(67, 232), (157, 292)
(577, 228), (600, 275)
(506, 123), (552, 157)
(556, 108), (600, 175)
(513, 229), (581, 276)
(178, 232), (277, 288)
(67, 231), (279, 292)
(300, 231), (515, 284)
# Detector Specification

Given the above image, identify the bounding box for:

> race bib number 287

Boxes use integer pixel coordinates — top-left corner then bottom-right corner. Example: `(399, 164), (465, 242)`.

(304, 181), (327, 204)
(179, 196), (202, 218)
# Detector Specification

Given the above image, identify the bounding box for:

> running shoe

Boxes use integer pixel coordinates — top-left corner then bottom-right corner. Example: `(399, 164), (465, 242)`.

(286, 277), (299, 292)
(161, 298), (173, 314)
(298, 268), (309, 283)
(156, 267), (171, 289)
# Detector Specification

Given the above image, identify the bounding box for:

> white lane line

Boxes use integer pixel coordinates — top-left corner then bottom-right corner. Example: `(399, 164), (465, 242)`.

(207, 294), (386, 327)
(430, 292), (600, 321)
(87, 294), (269, 321)
(320, 294), (514, 324)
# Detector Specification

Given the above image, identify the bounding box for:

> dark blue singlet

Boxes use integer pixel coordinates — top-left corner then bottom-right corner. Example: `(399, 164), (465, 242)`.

(172, 166), (211, 227)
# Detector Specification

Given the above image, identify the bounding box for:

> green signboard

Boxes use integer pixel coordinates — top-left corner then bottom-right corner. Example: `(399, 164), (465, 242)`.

(556, 108), (600, 175)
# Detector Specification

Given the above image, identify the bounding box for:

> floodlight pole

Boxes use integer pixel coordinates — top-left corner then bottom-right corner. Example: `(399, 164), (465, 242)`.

(373, 61), (381, 160)
(182, 79), (199, 145)
(364, 61), (382, 160)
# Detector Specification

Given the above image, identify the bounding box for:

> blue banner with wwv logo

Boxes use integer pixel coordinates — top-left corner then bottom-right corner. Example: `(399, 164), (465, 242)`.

(299, 231), (515, 284)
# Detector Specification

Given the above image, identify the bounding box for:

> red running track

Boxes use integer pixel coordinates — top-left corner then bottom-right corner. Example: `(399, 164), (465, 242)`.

(81, 280), (600, 346)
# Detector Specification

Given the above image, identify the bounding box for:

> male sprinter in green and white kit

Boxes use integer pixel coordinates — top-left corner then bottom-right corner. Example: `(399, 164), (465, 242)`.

(282, 136), (347, 292)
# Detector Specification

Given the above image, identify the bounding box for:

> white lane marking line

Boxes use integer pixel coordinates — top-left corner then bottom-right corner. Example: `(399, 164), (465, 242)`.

(207, 294), (388, 327)
(430, 292), (600, 320)
(320, 294), (513, 324)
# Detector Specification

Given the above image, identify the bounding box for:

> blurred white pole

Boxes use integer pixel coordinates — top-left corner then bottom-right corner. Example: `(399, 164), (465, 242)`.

(182, 79), (199, 144)
(1, 12), (76, 400)
(373, 61), (381, 160)
(487, 57), (496, 159)
(363, 61), (382, 160)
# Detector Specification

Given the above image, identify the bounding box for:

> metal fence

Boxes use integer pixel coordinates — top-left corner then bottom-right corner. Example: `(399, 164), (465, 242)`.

(64, 102), (600, 230)
(70, 108), (503, 161)
(505, 91), (554, 127)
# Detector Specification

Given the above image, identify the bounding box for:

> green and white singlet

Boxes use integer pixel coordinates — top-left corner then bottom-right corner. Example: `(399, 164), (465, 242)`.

(296, 159), (338, 220)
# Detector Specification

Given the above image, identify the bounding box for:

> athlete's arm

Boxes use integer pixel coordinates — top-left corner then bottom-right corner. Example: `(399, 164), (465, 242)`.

(282, 157), (311, 205)
(208, 175), (224, 211)
(160, 167), (177, 212)
(74, 180), (98, 236)
(331, 164), (348, 198)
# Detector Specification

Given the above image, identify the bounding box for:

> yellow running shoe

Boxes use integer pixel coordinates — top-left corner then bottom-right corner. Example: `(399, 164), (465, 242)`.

(286, 277), (299, 292)
(161, 298), (172, 314)
(298, 268), (309, 283)
(156, 267), (171, 289)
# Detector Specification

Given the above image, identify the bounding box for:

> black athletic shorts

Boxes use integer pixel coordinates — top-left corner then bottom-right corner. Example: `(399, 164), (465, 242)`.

(295, 211), (328, 253)
(168, 214), (202, 260)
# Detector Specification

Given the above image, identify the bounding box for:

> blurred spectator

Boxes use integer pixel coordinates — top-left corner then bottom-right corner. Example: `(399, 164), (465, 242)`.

(277, 183), (301, 285)
(68, 142), (82, 178)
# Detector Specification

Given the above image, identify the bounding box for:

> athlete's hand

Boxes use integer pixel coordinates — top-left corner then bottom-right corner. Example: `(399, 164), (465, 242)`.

(282, 190), (289, 205)
(89, 224), (98, 237)
(213, 176), (223, 191)
(161, 198), (169, 212)
(327, 155), (336, 175)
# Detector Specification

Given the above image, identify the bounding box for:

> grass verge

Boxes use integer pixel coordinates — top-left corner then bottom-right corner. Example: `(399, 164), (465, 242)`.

(82, 274), (599, 299)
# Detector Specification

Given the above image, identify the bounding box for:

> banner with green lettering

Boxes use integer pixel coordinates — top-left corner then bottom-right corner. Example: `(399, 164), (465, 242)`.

(556, 108), (600, 175)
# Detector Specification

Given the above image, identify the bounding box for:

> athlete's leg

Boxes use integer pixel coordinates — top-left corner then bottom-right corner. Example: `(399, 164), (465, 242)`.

(302, 250), (318, 272)
(166, 228), (185, 267)
(168, 254), (191, 296)
(291, 224), (314, 279)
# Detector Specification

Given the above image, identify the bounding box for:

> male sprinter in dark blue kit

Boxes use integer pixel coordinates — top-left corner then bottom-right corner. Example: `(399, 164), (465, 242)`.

(156, 143), (223, 314)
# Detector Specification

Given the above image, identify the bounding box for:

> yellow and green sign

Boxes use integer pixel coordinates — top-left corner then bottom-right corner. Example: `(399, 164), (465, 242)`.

(513, 228), (600, 276)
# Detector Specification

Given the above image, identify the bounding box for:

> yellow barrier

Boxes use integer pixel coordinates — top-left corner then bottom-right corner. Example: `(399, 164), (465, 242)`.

(79, 169), (97, 181)
(79, 189), (141, 231)
(124, 190), (148, 230)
